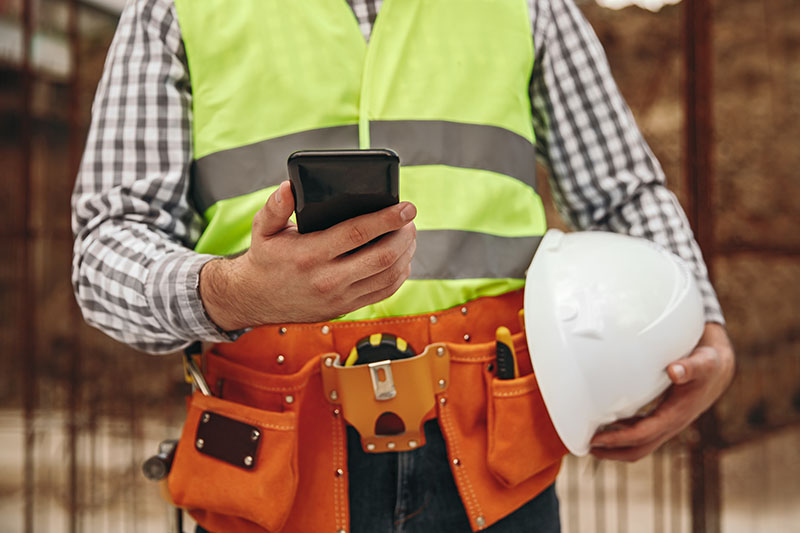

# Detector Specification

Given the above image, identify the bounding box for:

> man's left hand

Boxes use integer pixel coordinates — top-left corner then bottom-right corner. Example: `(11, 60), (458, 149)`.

(589, 322), (735, 462)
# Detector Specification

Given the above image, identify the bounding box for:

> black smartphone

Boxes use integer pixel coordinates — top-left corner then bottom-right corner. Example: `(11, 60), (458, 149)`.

(287, 149), (400, 234)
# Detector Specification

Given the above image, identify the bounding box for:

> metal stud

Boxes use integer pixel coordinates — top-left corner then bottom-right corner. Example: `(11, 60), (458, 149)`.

(243, 455), (253, 467)
(438, 379), (446, 389)
(276, 354), (286, 365)
(279, 327), (287, 335)
(337, 529), (346, 533)
(408, 440), (418, 448)
(436, 346), (445, 357)
(285, 394), (295, 404)
(196, 438), (204, 449)
(330, 390), (339, 401)
(321, 325), (331, 335)
(463, 334), (471, 342)
(439, 397), (447, 406)
(429, 315), (438, 324)
(387, 442), (396, 450)
(333, 408), (341, 417)
(251, 429), (260, 441)
(476, 516), (486, 528)
(366, 443), (376, 451)
(461, 306), (468, 315)
(335, 468), (344, 477)
(452, 458), (461, 466)
(325, 357), (334, 367)
(201, 413), (210, 423)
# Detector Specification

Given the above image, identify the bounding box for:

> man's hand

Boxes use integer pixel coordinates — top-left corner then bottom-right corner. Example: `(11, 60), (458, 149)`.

(200, 181), (417, 331)
(589, 322), (735, 462)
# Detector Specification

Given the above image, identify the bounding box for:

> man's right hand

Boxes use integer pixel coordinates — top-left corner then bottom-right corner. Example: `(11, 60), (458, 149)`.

(199, 181), (417, 331)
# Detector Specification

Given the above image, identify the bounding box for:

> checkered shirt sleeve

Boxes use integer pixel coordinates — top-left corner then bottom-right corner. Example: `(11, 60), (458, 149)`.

(71, 0), (723, 354)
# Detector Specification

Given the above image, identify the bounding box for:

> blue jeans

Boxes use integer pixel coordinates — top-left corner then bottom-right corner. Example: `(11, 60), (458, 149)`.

(197, 420), (560, 532)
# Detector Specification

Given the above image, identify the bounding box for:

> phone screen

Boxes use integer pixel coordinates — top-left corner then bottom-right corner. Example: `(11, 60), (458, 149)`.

(288, 149), (400, 234)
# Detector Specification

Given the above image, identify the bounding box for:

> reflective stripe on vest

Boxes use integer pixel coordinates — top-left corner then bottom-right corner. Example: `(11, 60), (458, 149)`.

(175, 0), (546, 320)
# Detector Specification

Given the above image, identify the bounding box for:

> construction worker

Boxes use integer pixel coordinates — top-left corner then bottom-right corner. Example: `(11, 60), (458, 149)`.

(71, 0), (735, 531)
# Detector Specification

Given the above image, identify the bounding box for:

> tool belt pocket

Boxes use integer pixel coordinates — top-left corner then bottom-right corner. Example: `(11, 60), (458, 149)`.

(485, 372), (567, 488)
(167, 391), (299, 532)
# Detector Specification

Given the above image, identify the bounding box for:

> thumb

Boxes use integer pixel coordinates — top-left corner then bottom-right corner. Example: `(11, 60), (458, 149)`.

(252, 181), (295, 238)
(667, 345), (720, 386)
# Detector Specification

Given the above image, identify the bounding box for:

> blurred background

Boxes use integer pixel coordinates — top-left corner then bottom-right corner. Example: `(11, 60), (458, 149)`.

(0, 0), (798, 531)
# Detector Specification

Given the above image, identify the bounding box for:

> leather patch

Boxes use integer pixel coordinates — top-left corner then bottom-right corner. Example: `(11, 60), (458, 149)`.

(195, 411), (261, 470)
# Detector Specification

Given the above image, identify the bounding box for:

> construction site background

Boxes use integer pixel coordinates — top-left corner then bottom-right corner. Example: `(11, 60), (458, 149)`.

(0, 0), (798, 531)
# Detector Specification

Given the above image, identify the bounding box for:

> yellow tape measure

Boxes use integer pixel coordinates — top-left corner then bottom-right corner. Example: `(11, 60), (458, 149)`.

(344, 333), (415, 366)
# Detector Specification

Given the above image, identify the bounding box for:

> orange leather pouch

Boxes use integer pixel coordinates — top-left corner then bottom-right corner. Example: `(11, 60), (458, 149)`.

(484, 354), (568, 488)
(167, 392), (299, 532)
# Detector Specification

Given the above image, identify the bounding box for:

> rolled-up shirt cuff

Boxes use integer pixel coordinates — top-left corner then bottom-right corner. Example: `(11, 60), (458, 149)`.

(696, 276), (725, 326)
(145, 250), (242, 344)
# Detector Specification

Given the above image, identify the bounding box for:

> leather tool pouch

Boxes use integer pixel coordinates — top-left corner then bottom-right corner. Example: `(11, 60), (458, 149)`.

(320, 342), (450, 452)
(167, 392), (299, 532)
(483, 343), (567, 488)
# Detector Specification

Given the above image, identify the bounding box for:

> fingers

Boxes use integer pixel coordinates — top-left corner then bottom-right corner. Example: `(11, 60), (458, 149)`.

(324, 202), (416, 257)
(342, 221), (416, 279)
(591, 414), (671, 449)
(590, 441), (662, 462)
(348, 234), (416, 295)
(252, 181), (296, 238)
(667, 345), (721, 386)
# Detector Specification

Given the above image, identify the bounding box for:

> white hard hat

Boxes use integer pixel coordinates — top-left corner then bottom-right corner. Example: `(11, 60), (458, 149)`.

(524, 229), (705, 456)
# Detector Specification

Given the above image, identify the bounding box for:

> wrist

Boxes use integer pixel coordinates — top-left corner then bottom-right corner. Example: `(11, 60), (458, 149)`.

(199, 255), (256, 331)
(702, 322), (736, 388)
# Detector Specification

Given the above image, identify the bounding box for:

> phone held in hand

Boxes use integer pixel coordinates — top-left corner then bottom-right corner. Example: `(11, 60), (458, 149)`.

(287, 149), (400, 234)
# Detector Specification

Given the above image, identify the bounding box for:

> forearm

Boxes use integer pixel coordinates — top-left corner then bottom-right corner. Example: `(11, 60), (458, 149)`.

(72, 222), (226, 353)
(71, 0), (228, 353)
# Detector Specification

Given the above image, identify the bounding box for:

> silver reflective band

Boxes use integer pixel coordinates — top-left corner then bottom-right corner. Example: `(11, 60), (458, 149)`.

(191, 121), (537, 213)
(192, 124), (359, 213)
(370, 120), (536, 190)
(410, 230), (542, 280)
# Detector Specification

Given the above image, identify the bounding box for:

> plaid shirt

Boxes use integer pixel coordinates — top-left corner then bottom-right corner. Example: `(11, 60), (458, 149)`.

(72, 0), (724, 354)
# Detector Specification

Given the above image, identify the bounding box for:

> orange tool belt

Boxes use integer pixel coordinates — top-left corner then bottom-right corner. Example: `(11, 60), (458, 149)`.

(167, 290), (567, 532)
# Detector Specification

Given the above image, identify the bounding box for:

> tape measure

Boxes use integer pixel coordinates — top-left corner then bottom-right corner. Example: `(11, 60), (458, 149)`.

(344, 333), (416, 367)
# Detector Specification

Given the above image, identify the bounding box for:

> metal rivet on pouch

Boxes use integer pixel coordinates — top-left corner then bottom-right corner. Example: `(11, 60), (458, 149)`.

(439, 397), (447, 406)
(366, 443), (376, 451)
(196, 438), (204, 449)
(330, 390), (339, 401)
(476, 516), (486, 528)
(285, 395), (294, 404)
(452, 458), (461, 466)
(429, 315), (438, 324)
(276, 354), (285, 365)
(335, 468), (344, 477)
(387, 442), (396, 450)
(438, 379), (446, 389)
(436, 347), (445, 357)
(338, 529), (346, 533)
(408, 440), (418, 448)
(244, 456), (253, 467)
(321, 325), (331, 334)
(463, 334), (471, 342)
(251, 429), (260, 441)
(279, 327), (287, 335)
(461, 306), (468, 316)
(333, 408), (341, 417)
(201, 413), (210, 423)
(325, 357), (334, 367)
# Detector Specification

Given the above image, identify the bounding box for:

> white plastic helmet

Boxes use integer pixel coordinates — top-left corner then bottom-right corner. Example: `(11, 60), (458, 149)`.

(524, 229), (705, 456)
